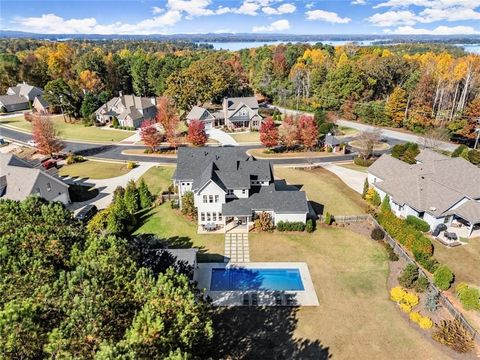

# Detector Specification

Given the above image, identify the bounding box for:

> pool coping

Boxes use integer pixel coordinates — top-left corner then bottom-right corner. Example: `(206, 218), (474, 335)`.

(195, 262), (319, 307)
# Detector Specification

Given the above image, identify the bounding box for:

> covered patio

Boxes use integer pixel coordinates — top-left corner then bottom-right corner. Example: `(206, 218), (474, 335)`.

(448, 200), (480, 239)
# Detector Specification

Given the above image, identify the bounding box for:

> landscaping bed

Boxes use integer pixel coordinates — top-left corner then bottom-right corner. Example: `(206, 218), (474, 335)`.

(59, 160), (131, 179)
(248, 148), (341, 159)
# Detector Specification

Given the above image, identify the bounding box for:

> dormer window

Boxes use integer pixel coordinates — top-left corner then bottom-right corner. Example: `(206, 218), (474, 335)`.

(240, 108), (248, 116)
(227, 189), (233, 195)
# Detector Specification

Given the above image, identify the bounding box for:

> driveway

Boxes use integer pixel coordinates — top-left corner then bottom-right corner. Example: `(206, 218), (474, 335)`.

(65, 161), (158, 211)
(206, 128), (238, 146)
(321, 163), (367, 194)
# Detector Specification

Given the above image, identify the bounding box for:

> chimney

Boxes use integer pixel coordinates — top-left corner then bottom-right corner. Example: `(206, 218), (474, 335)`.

(150, 97), (157, 106)
(119, 90), (123, 97)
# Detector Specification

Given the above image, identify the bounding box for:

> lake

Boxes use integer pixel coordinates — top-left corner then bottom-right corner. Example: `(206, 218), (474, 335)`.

(199, 40), (480, 54)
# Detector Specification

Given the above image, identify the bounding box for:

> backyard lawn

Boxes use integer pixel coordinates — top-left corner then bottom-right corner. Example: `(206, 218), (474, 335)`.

(230, 131), (260, 143)
(433, 238), (480, 286)
(274, 166), (366, 215)
(211, 229), (448, 359)
(138, 165), (175, 195)
(59, 160), (131, 179)
(338, 162), (369, 173)
(0, 115), (132, 142)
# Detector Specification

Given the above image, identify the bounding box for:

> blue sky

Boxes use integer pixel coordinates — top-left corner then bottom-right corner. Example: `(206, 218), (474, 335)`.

(1, 0), (480, 35)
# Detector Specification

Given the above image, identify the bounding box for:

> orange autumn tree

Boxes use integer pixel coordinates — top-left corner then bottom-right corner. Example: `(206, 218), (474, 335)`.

(155, 97), (180, 149)
(187, 120), (208, 146)
(278, 116), (299, 149)
(140, 120), (163, 152)
(32, 114), (64, 155)
(259, 116), (279, 149)
(297, 115), (318, 150)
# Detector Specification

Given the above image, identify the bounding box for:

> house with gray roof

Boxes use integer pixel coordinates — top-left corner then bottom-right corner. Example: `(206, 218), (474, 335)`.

(0, 82), (44, 113)
(185, 96), (262, 130)
(368, 149), (480, 238)
(173, 147), (309, 233)
(0, 154), (70, 205)
(95, 94), (157, 129)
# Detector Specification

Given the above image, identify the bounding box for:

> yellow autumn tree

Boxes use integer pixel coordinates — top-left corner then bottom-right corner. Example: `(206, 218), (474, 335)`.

(386, 86), (408, 127)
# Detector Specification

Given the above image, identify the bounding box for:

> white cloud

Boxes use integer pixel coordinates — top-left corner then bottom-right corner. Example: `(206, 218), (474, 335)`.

(419, 7), (480, 22)
(305, 10), (351, 23)
(387, 25), (479, 34)
(305, 2), (315, 9)
(152, 6), (165, 14)
(262, 3), (296, 15)
(368, 10), (419, 26)
(375, 0), (480, 9)
(352, 0), (366, 4)
(235, 1), (262, 15)
(252, 19), (290, 32)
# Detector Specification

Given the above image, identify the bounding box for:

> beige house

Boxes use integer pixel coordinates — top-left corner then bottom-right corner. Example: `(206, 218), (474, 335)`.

(185, 96), (262, 130)
(95, 94), (157, 129)
(0, 154), (70, 205)
(0, 82), (44, 113)
(368, 149), (480, 238)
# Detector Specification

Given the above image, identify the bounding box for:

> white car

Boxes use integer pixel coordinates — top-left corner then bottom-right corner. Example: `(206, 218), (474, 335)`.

(27, 139), (37, 147)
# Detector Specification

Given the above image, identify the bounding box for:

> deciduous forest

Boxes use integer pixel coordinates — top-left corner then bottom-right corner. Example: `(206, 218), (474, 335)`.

(1, 39), (479, 139)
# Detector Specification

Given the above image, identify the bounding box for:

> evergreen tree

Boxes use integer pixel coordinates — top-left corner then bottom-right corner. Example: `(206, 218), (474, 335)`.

(362, 178), (369, 199)
(381, 194), (391, 212)
(124, 180), (140, 215)
(138, 179), (153, 209)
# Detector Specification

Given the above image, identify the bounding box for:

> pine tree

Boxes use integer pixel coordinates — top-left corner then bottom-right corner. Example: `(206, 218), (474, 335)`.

(362, 178), (369, 199)
(138, 179), (153, 209)
(381, 194), (391, 213)
(124, 180), (140, 215)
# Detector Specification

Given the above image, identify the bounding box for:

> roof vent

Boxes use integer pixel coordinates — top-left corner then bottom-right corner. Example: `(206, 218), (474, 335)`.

(430, 206), (436, 211)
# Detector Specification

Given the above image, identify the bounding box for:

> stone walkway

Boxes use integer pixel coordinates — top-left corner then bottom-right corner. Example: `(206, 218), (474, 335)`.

(224, 233), (250, 263)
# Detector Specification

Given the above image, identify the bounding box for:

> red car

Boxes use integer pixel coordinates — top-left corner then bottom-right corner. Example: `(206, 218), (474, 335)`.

(42, 159), (57, 170)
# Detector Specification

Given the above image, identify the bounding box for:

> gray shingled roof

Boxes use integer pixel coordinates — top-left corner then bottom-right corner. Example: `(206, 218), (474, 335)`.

(447, 200), (480, 224)
(186, 106), (215, 121)
(0, 95), (29, 106)
(370, 150), (480, 218)
(225, 97), (259, 110)
(95, 95), (155, 118)
(222, 183), (309, 216)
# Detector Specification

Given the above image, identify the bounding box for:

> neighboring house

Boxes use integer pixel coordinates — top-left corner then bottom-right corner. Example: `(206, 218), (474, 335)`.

(94, 94), (157, 129)
(32, 96), (50, 114)
(368, 149), (480, 238)
(0, 154), (70, 205)
(185, 96), (262, 130)
(324, 134), (345, 153)
(0, 82), (44, 113)
(173, 147), (310, 233)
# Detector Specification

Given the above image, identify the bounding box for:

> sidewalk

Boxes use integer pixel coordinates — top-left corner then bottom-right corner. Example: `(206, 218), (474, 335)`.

(321, 163), (367, 194)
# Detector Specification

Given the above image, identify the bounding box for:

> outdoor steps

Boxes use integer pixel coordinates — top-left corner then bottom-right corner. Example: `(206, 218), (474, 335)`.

(224, 233), (249, 263)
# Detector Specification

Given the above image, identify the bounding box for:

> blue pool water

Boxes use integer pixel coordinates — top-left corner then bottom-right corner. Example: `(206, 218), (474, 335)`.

(210, 268), (304, 291)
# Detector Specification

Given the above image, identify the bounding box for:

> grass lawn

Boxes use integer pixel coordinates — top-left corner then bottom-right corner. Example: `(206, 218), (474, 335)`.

(274, 166), (366, 215)
(338, 126), (359, 136)
(211, 228), (447, 359)
(59, 160), (131, 179)
(134, 205), (224, 262)
(0, 115), (132, 142)
(338, 162), (369, 173)
(230, 131), (260, 143)
(433, 238), (480, 286)
(138, 166), (175, 195)
(349, 139), (390, 151)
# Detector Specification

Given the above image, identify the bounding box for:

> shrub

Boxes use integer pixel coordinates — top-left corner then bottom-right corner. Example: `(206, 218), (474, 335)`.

(324, 212), (332, 225)
(456, 283), (480, 311)
(306, 219), (315, 233)
(112, 117), (119, 128)
(370, 227), (385, 240)
(409, 311), (422, 323)
(381, 195), (391, 212)
(406, 216), (430, 232)
(126, 161), (136, 170)
(432, 319), (475, 353)
(452, 144), (468, 157)
(390, 286), (407, 302)
(398, 264), (419, 289)
(181, 191), (196, 219)
(383, 242), (399, 261)
(277, 221), (305, 232)
(415, 253), (439, 273)
(418, 316), (433, 329)
(433, 265), (454, 290)
(399, 303), (412, 313)
(365, 188), (381, 206)
(403, 292), (419, 307)
(414, 276), (429, 293)
(254, 212), (275, 232)
(424, 288), (440, 312)
(362, 178), (369, 199)
(354, 156), (376, 167)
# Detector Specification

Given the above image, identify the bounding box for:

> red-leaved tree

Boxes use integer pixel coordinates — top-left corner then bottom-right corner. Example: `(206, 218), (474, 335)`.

(156, 97), (180, 149)
(32, 114), (64, 155)
(259, 116), (278, 149)
(298, 115), (319, 150)
(187, 120), (208, 146)
(140, 120), (163, 152)
(278, 116), (299, 149)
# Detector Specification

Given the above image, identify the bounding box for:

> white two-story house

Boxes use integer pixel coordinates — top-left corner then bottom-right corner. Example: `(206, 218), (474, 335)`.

(173, 148), (310, 232)
(368, 149), (480, 238)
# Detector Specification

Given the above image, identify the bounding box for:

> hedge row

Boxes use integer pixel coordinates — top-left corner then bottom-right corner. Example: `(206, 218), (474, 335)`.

(277, 221), (306, 232)
(406, 215), (430, 232)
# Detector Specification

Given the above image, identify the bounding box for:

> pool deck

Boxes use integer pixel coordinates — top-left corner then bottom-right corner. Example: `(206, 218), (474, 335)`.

(195, 262), (319, 307)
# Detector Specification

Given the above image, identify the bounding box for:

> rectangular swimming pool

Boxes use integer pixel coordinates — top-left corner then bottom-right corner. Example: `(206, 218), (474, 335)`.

(210, 268), (305, 291)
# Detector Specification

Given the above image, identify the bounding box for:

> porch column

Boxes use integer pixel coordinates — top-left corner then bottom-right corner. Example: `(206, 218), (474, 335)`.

(469, 223), (474, 237)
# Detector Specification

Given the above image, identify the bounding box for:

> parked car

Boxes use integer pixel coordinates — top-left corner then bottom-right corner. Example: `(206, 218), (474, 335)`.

(27, 139), (37, 147)
(75, 205), (98, 223)
(0, 138), (8, 147)
(42, 159), (57, 170)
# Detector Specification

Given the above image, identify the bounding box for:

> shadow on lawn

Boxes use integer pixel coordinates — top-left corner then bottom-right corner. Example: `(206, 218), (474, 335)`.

(211, 306), (331, 359)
